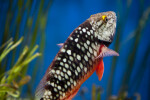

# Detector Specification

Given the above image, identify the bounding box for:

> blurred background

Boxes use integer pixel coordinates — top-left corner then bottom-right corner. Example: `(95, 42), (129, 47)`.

(0, 0), (150, 100)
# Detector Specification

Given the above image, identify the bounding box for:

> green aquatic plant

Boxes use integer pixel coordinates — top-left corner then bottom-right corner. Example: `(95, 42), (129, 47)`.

(0, 37), (41, 99)
(91, 84), (103, 100)
(0, 0), (53, 98)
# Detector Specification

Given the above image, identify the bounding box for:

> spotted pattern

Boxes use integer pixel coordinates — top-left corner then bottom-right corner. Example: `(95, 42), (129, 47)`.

(36, 11), (117, 100)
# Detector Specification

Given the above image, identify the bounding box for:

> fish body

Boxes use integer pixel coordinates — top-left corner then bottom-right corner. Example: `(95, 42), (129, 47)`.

(36, 11), (118, 100)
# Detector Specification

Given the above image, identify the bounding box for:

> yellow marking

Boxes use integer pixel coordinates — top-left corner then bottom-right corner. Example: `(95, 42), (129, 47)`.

(102, 15), (107, 21)
(90, 15), (93, 17)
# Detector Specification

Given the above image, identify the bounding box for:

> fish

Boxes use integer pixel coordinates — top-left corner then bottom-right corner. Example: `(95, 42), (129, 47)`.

(35, 11), (119, 100)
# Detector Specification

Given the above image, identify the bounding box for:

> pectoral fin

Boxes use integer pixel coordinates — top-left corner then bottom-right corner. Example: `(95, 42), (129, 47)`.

(96, 59), (104, 81)
(96, 45), (119, 59)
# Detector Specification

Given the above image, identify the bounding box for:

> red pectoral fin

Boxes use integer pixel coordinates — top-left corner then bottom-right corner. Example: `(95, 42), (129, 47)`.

(96, 59), (104, 81)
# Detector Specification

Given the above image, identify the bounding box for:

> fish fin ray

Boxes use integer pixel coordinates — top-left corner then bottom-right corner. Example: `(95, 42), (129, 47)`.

(96, 59), (104, 81)
(35, 76), (46, 99)
(96, 45), (119, 59)
(57, 43), (64, 47)
(35, 66), (53, 99)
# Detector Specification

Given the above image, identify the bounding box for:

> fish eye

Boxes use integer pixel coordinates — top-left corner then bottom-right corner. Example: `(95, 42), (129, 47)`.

(102, 15), (108, 23)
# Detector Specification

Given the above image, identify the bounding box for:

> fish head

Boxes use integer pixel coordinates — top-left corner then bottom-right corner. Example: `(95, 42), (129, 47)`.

(89, 11), (117, 44)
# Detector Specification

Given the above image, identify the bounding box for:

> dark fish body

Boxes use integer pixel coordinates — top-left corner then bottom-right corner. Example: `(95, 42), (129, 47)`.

(36, 11), (118, 100)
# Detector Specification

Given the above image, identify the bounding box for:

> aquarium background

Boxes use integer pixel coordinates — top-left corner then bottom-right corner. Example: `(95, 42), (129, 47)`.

(0, 0), (150, 100)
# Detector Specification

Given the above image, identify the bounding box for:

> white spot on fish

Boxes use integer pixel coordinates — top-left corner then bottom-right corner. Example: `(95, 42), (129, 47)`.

(87, 40), (90, 45)
(82, 28), (86, 32)
(67, 70), (72, 76)
(75, 38), (78, 42)
(65, 63), (69, 68)
(54, 88), (57, 92)
(63, 93), (65, 97)
(63, 58), (67, 62)
(91, 43), (96, 49)
(94, 50), (97, 57)
(81, 47), (85, 52)
(89, 47), (93, 53)
(78, 27), (81, 30)
(65, 74), (69, 79)
(84, 55), (88, 61)
(77, 55), (81, 60)
(80, 63), (83, 69)
(57, 57), (61, 60)
(70, 37), (73, 40)
(58, 86), (61, 90)
(73, 53), (76, 57)
(61, 48), (65, 52)
(90, 30), (93, 34)
(77, 43), (80, 49)
(87, 31), (90, 35)
(63, 68), (66, 72)
(60, 62), (64, 66)
(56, 70), (60, 74)
(75, 70), (78, 76)
(46, 95), (49, 98)
(74, 81), (76, 86)
(65, 84), (67, 89)
(69, 56), (73, 61)
(67, 81), (70, 86)
(51, 82), (54, 87)
(48, 91), (51, 95)
(87, 52), (90, 57)
(67, 50), (71, 55)
(61, 72), (64, 76)
(80, 31), (82, 34)
(70, 78), (73, 83)
(84, 67), (87, 72)
(51, 69), (55, 73)
(84, 43), (88, 49)
(77, 67), (81, 72)
(58, 75), (61, 80)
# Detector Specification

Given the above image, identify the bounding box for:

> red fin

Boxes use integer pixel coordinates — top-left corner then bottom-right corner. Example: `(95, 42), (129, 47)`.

(67, 87), (80, 100)
(96, 59), (104, 81)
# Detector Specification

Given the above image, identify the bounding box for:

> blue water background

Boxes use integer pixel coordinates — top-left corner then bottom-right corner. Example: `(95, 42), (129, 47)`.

(0, 0), (150, 100)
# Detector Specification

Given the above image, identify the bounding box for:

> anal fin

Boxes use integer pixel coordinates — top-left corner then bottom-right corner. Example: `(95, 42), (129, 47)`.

(96, 59), (104, 81)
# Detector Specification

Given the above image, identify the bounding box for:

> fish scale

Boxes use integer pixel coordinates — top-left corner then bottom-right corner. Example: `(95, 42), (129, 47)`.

(36, 11), (117, 100)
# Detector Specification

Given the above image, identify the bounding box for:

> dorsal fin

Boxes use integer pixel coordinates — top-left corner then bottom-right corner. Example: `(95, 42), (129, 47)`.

(57, 43), (64, 47)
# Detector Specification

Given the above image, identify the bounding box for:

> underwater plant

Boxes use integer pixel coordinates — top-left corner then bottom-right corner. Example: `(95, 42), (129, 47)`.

(0, 0), (52, 99)
(0, 37), (41, 99)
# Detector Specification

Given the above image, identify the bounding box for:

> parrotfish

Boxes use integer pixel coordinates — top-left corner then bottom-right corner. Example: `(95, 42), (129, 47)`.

(35, 11), (119, 100)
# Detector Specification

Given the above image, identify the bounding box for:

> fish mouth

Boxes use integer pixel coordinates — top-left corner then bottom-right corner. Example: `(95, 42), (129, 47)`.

(99, 39), (112, 47)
